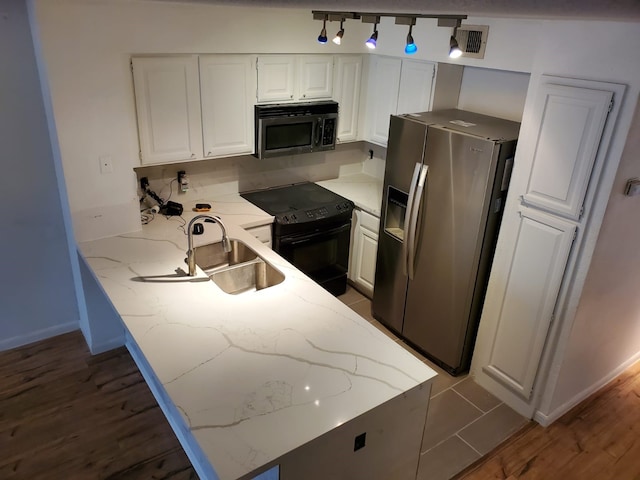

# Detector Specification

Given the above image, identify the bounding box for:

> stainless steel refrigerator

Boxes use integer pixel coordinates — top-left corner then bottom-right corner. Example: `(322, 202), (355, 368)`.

(372, 109), (520, 375)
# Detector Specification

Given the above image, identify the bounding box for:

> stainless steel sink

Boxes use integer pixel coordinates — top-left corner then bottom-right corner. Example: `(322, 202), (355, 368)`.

(194, 239), (284, 294)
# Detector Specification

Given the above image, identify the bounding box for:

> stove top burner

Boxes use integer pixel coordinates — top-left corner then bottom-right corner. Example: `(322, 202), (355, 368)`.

(240, 182), (354, 234)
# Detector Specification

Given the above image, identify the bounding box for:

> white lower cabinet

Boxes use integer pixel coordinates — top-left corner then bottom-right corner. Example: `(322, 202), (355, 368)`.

(349, 209), (380, 298)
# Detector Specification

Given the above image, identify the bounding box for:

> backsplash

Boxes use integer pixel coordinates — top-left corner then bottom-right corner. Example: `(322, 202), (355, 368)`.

(135, 141), (386, 207)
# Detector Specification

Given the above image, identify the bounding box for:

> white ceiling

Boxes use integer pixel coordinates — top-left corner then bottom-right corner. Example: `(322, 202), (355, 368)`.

(165, 0), (640, 21)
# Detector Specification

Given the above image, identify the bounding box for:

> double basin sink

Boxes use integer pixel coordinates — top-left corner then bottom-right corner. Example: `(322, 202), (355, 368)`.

(194, 239), (284, 295)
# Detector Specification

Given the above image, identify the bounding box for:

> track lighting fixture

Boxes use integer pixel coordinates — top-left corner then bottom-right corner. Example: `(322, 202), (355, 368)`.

(317, 17), (328, 44)
(365, 28), (378, 49)
(312, 11), (469, 55)
(396, 17), (417, 55)
(449, 27), (463, 58)
(405, 25), (417, 54)
(362, 15), (380, 49)
(333, 20), (345, 45)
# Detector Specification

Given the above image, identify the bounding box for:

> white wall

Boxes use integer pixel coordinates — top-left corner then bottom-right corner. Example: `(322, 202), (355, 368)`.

(458, 67), (530, 122)
(0, 0), (81, 350)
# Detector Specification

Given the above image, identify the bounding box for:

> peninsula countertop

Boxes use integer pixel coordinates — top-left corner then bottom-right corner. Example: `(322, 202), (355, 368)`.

(78, 192), (434, 479)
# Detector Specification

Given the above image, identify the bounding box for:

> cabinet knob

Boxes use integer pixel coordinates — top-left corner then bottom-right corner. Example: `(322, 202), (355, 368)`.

(302, 94), (306, 98)
(191, 153), (196, 158)
(207, 151), (212, 156)
(290, 95), (293, 99)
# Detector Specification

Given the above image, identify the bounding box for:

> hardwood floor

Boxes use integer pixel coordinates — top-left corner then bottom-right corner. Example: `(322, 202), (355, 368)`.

(456, 360), (640, 480)
(0, 331), (196, 479)
(2, 330), (639, 479)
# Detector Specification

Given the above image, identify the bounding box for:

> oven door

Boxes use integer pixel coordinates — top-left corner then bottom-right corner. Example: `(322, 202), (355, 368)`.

(275, 222), (351, 296)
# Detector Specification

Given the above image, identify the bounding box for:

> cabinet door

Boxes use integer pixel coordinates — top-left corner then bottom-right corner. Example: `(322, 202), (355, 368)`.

(132, 56), (203, 165)
(298, 55), (334, 100)
(257, 55), (296, 103)
(200, 55), (255, 158)
(479, 207), (576, 400)
(333, 55), (362, 142)
(396, 60), (435, 115)
(522, 83), (612, 220)
(367, 56), (402, 146)
(349, 210), (380, 298)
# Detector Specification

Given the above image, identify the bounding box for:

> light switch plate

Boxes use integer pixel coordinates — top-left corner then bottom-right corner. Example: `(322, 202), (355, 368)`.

(624, 178), (640, 196)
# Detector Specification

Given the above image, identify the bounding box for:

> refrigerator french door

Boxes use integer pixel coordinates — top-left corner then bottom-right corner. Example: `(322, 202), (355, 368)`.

(372, 110), (519, 375)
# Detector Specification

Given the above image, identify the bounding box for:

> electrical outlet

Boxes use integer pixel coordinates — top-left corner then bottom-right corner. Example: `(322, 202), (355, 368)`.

(625, 178), (640, 196)
(178, 170), (189, 193)
(353, 432), (366, 452)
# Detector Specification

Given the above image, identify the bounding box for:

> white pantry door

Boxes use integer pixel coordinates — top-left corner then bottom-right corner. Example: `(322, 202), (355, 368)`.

(471, 76), (618, 418)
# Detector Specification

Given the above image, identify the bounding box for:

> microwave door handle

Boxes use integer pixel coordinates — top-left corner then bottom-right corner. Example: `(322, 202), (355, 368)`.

(315, 119), (322, 147)
(407, 164), (428, 280)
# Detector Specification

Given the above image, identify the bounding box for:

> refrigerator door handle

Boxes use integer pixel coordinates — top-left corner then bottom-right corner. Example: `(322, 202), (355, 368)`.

(402, 163), (422, 277)
(407, 164), (429, 280)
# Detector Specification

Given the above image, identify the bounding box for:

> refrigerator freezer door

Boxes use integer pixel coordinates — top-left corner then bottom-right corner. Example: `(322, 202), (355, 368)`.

(402, 127), (499, 372)
(372, 117), (427, 334)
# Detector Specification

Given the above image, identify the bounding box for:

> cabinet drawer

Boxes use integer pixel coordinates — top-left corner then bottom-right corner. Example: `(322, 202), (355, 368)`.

(359, 210), (380, 233)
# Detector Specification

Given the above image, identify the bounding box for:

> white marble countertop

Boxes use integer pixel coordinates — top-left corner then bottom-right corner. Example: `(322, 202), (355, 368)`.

(317, 173), (383, 217)
(79, 191), (434, 480)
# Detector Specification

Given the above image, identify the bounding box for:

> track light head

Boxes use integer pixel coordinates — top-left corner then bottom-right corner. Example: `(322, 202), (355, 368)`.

(333, 20), (344, 45)
(317, 18), (328, 44)
(404, 24), (417, 55)
(449, 31), (463, 58)
(365, 27), (378, 49)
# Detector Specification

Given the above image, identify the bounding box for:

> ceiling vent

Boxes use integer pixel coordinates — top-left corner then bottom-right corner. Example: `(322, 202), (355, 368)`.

(455, 25), (489, 59)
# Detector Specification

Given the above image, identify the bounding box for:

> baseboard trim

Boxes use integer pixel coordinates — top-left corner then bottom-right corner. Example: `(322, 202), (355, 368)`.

(87, 335), (125, 355)
(0, 321), (79, 352)
(534, 350), (640, 427)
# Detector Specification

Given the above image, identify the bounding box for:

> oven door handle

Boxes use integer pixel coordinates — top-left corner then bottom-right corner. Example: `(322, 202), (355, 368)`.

(282, 222), (351, 246)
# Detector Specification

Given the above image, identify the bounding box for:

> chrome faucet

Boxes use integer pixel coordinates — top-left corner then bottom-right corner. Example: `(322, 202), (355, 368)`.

(186, 214), (232, 276)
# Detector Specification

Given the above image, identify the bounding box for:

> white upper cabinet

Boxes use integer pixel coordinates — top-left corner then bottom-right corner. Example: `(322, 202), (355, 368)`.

(256, 55), (296, 102)
(365, 56), (440, 146)
(333, 55), (363, 142)
(366, 56), (402, 146)
(132, 56), (203, 165)
(522, 83), (613, 220)
(298, 55), (334, 100)
(257, 55), (334, 103)
(396, 60), (435, 116)
(199, 55), (255, 158)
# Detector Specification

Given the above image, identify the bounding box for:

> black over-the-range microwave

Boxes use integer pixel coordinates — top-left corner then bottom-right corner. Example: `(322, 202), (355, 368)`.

(254, 101), (338, 159)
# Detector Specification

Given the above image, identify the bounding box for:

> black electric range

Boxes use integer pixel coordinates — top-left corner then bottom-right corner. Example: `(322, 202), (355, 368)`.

(241, 183), (354, 296)
(241, 183), (354, 236)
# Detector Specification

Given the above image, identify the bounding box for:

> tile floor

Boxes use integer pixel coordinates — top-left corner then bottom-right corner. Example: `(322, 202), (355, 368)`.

(339, 285), (530, 480)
